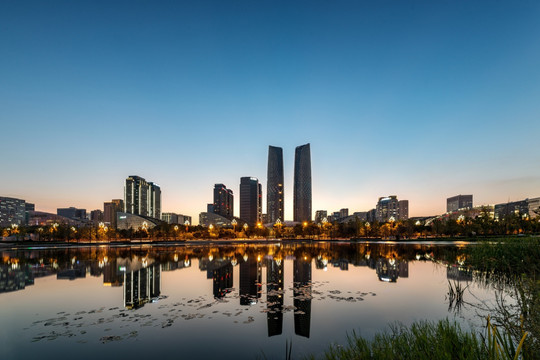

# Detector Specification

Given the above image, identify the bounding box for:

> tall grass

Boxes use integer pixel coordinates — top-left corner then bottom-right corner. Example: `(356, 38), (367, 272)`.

(315, 318), (527, 360)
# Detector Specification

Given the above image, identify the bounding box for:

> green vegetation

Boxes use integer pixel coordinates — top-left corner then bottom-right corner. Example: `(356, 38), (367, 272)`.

(313, 318), (527, 360)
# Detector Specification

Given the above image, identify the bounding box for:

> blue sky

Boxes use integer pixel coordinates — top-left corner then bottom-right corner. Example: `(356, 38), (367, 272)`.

(1, 0), (540, 221)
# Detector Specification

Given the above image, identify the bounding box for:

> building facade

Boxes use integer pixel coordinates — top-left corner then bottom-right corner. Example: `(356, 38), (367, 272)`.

(267, 145), (284, 223)
(104, 199), (124, 229)
(398, 200), (409, 220)
(57, 207), (87, 220)
(213, 184), (234, 219)
(314, 210), (327, 224)
(376, 196), (399, 222)
(447, 195), (473, 213)
(0, 197), (26, 226)
(293, 143), (312, 222)
(240, 177), (261, 226)
(124, 176), (161, 219)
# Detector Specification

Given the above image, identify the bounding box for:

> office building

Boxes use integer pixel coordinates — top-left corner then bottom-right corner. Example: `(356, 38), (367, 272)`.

(124, 175), (161, 219)
(57, 207), (86, 220)
(494, 197), (540, 220)
(294, 143), (312, 222)
(212, 184), (234, 219)
(0, 197), (26, 227)
(90, 209), (103, 223)
(339, 208), (349, 219)
(375, 196), (408, 222)
(447, 195), (473, 213)
(161, 212), (178, 224)
(199, 212), (232, 227)
(240, 177), (261, 225)
(398, 200), (409, 220)
(104, 199), (124, 229)
(267, 146), (284, 223)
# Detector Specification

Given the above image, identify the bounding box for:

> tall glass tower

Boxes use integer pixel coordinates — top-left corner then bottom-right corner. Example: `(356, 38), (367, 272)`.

(293, 143), (312, 222)
(267, 146), (284, 223)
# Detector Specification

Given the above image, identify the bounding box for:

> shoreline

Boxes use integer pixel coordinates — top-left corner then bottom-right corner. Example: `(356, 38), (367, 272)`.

(1, 235), (533, 249)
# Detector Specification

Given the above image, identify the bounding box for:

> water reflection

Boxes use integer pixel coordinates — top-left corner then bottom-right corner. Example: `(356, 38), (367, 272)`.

(1, 240), (487, 357)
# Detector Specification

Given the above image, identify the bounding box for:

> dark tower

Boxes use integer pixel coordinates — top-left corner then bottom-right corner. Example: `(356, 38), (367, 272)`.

(293, 143), (312, 222)
(267, 146), (284, 223)
(240, 177), (261, 225)
(213, 184), (234, 219)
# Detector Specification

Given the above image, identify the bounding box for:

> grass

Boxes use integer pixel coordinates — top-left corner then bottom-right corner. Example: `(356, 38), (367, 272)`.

(311, 318), (527, 360)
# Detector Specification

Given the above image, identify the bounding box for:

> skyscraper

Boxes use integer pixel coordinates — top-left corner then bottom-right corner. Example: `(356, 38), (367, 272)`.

(124, 176), (161, 219)
(447, 195), (473, 213)
(267, 146), (284, 223)
(240, 177), (261, 226)
(104, 199), (124, 228)
(294, 143), (312, 222)
(213, 184), (234, 219)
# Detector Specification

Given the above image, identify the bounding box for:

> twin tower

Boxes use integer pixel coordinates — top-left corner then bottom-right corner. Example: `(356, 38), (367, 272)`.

(267, 143), (312, 224)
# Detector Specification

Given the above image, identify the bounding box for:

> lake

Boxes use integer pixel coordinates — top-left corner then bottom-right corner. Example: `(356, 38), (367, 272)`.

(0, 241), (497, 359)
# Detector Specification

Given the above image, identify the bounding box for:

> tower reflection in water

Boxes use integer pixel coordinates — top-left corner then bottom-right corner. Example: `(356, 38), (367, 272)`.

(266, 257), (284, 337)
(121, 257), (161, 310)
(240, 256), (262, 305)
(294, 256), (312, 338)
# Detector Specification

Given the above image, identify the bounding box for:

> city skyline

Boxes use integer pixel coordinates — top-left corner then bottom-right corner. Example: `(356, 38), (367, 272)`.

(2, 1), (540, 221)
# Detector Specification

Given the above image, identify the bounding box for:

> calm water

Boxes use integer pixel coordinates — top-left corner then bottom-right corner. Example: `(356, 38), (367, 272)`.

(0, 241), (496, 359)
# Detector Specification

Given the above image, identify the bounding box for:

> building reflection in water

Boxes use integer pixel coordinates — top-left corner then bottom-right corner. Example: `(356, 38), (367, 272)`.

(0, 264), (34, 293)
(293, 256), (312, 338)
(376, 258), (408, 283)
(266, 257), (284, 337)
(240, 256), (262, 305)
(121, 258), (161, 309)
(212, 260), (233, 299)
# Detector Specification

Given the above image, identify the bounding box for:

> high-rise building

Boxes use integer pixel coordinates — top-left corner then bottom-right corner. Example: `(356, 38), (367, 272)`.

(447, 195), (473, 213)
(90, 209), (104, 223)
(376, 196), (399, 222)
(104, 199), (124, 228)
(398, 200), (409, 220)
(240, 177), (261, 225)
(124, 176), (161, 219)
(339, 208), (349, 219)
(294, 143), (312, 222)
(267, 146), (284, 223)
(213, 184), (234, 219)
(0, 197), (26, 227)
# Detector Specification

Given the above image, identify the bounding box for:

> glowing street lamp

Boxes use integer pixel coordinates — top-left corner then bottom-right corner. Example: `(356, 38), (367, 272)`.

(232, 219), (237, 232)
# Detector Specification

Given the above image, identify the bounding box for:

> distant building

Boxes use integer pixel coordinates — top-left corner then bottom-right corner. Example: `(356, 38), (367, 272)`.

(116, 212), (159, 230)
(376, 196), (409, 222)
(240, 177), (261, 225)
(366, 209), (377, 222)
(314, 210), (327, 224)
(199, 212), (232, 227)
(161, 212), (178, 224)
(339, 208), (349, 219)
(294, 143), (312, 222)
(104, 199), (124, 229)
(494, 197), (540, 220)
(398, 200), (409, 220)
(207, 204), (214, 213)
(124, 175), (161, 219)
(90, 209), (104, 223)
(161, 212), (191, 225)
(0, 197), (26, 227)
(213, 184), (234, 219)
(447, 195), (473, 213)
(267, 145), (284, 223)
(57, 207), (86, 220)
(352, 212), (368, 221)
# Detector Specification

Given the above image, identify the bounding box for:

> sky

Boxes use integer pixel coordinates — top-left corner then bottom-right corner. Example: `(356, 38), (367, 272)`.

(1, 0), (540, 223)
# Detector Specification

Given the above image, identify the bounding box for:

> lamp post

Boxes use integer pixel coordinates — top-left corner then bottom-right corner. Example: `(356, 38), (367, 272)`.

(232, 219), (237, 233)
(243, 223), (248, 238)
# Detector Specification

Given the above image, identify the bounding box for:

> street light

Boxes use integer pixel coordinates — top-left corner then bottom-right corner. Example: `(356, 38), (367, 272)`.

(232, 219), (237, 232)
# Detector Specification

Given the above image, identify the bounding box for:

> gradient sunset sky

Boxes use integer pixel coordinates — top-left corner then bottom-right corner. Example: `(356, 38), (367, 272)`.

(1, 1), (540, 222)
